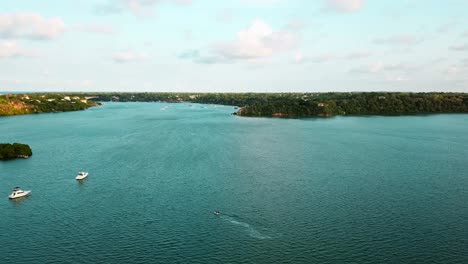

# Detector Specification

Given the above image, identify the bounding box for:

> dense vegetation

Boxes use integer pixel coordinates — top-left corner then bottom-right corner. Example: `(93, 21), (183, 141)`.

(2, 92), (467, 118)
(82, 92), (468, 117)
(0, 143), (32, 160)
(0, 93), (99, 116)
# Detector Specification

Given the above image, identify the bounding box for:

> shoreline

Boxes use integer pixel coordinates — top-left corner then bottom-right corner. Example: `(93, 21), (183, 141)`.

(1, 92), (467, 118)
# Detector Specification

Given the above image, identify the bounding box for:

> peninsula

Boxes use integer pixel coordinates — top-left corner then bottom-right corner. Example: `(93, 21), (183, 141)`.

(0, 93), (99, 117)
(0, 143), (32, 160)
(85, 92), (468, 117)
(1, 92), (467, 118)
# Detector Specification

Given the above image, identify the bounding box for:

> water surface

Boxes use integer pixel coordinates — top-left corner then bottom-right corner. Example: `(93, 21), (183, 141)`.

(1, 103), (467, 263)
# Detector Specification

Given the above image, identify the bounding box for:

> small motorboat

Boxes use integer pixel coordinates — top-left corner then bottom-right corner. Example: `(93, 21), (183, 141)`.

(8, 187), (31, 199)
(76, 171), (89, 180)
(214, 210), (221, 216)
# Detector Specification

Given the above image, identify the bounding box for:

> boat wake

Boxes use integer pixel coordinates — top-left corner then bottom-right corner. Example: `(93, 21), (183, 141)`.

(220, 215), (272, 240)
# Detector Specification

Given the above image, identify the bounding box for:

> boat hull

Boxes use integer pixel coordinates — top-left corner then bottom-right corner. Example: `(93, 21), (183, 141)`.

(76, 173), (88, 180)
(8, 190), (31, 199)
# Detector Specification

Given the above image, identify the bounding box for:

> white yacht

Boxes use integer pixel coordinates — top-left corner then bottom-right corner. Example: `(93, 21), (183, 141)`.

(8, 187), (31, 199)
(76, 171), (89, 180)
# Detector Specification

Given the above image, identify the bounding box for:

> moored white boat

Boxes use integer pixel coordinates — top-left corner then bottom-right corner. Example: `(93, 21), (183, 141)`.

(76, 171), (89, 180)
(8, 187), (31, 199)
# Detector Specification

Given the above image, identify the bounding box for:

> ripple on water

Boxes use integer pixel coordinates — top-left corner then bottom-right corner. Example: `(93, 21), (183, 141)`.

(1, 105), (468, 263)
(220, 215), (274, 240)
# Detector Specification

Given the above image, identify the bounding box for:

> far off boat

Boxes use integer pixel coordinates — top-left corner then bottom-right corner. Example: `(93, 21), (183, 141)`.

(9, 187), (31, 199)
(76, 171), (89, 180)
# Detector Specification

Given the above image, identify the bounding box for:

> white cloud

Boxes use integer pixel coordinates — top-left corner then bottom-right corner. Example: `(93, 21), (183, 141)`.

(98, 0), (192, 16)
(294, 51), (305, 64)
(436, 21), (459, 33)
(343, 51), (371, 60)
(0, 41), (23, 58)
(239, 0), (284, 6)
(443, 65), (467, 81)
(462, 58), (468, 66)
(285, 19), (307, 31)
(384, 75), (409, 82)
(0, 41), (38, 59)
(365, 61), (383, 73)
(0, 12), (65, 40)
(309, 53), (337, 63)
(113, 50), (148, 63)
(82, 80), (93, 87)
(374, 34), (422, 45)
(293, 51), (371, 64)
(348, 61), (415, 83)
(350, 62), (408, 74)
(179, 49), (231, 64)
(183, 29), (193, 41)
(446, 65), (459, 75)
(324, 0), (365, 12)
(216, 19), (297, 60)
(449, 44), (468, 51)
(179, 19), (299, 65)
(123, 0), (189, 16)
(216, 8), (234, 23)
(73, 23), (116, 34)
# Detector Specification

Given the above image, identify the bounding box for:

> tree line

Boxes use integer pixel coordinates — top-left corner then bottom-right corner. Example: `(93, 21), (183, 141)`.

(2, 92), (467, 118)
(81, 92), (468, 117)
(0, 94), (99, 116)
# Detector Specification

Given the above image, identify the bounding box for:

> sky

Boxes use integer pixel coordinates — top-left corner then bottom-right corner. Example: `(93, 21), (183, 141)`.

(1, 0), (468, 93)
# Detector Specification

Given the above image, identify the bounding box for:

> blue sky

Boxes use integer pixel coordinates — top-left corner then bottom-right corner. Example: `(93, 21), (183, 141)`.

(1, 0), (467, 92)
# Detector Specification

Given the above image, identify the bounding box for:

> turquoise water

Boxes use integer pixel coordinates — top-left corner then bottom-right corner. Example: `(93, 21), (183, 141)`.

(1, 102), (468, 263)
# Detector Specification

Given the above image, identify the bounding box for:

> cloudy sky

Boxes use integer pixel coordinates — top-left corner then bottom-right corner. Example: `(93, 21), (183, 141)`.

(1, 0), (468, 92)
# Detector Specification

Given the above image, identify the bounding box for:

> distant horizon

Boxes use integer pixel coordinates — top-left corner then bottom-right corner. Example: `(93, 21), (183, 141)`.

(2, 90), (468, 94)
(1, 0), (468, 92)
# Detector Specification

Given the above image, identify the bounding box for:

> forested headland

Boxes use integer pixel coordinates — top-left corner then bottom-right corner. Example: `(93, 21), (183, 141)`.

(85, 92), (468, 117)
(0, 93), (99, 117)
(1, 92), (467, 118)
(0, 143), (32, 160)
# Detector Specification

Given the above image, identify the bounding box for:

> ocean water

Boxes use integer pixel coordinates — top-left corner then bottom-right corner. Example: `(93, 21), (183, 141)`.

(0, 102), (467, 264)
